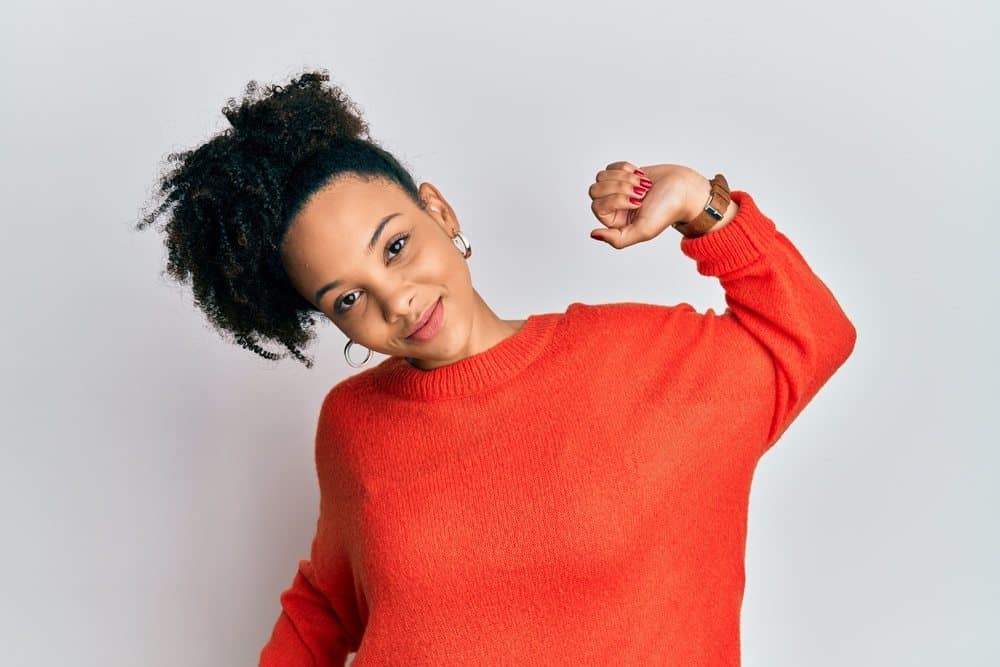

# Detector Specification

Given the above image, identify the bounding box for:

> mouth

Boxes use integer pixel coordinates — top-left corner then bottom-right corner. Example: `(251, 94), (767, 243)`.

(405, 297), (444, 342)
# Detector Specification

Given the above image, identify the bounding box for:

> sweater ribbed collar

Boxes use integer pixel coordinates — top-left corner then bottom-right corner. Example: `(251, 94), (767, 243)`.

(370, 311), (561, 401)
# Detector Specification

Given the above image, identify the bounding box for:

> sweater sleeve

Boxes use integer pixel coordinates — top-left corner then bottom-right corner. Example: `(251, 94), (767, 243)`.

(257, 531), (359, 666)
(259, 388), (365, 666)
(677, 189), (857, 457)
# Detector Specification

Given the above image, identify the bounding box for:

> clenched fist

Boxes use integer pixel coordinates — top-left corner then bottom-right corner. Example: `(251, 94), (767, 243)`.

(587, 161), (714, 249)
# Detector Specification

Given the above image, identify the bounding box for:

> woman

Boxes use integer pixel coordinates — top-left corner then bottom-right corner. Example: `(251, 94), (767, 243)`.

(137, 69), (856, 665)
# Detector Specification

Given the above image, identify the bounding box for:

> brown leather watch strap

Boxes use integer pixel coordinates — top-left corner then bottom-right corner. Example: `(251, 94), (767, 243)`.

(674, 173), (730, 238)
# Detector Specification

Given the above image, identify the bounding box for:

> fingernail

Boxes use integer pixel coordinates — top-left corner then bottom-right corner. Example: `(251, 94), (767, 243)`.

(639, 178), (653, 188)
(629, 196), (642, 205)
(632, 185), (647, 195)
(635, 169), (646, 176)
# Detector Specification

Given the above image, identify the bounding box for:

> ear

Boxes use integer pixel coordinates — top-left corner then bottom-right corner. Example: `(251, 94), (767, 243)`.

(418, 181), (460, 234)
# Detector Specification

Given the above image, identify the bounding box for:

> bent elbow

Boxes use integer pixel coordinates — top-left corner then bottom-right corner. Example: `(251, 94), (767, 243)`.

(814, 314), (857, 385)
(837, 316), (858, 366)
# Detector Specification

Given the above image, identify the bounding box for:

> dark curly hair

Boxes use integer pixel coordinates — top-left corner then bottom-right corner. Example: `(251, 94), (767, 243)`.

(136, 68), (426, 368)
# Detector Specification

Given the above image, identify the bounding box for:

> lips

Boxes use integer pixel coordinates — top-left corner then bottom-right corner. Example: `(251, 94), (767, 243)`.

(406, 297), (441, 339)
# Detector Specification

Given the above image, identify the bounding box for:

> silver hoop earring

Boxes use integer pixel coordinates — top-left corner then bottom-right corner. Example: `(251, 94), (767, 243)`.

(452, 230), (472, 259)
(344, 339), (373, 368)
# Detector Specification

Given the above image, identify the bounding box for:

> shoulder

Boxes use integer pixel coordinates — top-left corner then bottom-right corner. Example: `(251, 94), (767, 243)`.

(553, 300), (707, 362)
(318, 355), (393, 408)
(564, 299), (699, 329)
(311, 370), (385, 474)
(314, 354), (403, 438)
(313, 370), (370, 444)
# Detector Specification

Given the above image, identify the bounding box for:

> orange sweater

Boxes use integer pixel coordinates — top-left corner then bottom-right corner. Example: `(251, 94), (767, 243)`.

(259, 190), (857, 665)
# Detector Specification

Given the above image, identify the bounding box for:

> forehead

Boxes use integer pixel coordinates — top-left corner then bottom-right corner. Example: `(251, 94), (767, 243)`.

(293, 175), (407, 236)
(284, 177), (409, 253)
(280, 176), (414, 295)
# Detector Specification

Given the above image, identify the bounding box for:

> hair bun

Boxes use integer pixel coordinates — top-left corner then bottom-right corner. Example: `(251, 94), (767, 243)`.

(222, 68), (370, 169)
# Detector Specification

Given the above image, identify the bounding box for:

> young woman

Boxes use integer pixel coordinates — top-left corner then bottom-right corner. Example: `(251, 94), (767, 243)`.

(138, 68), (856, 665)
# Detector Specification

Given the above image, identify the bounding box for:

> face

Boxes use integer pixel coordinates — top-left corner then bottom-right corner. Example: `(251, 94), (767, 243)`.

(280, 175), (476, 370)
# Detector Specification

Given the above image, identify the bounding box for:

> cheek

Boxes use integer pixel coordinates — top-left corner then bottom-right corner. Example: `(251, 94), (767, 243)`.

(415, 237), (461, 278)
(435, 251), (469, 289)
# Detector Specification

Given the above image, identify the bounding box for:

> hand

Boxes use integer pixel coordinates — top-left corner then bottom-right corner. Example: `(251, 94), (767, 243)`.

(588, 161), (709, 249)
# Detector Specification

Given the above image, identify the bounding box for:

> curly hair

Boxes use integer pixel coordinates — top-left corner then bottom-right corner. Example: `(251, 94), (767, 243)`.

(135, 68), (426, 368)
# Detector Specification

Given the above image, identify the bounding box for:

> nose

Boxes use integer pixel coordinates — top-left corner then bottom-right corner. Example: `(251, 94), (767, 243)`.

(373, 280), (417, 331)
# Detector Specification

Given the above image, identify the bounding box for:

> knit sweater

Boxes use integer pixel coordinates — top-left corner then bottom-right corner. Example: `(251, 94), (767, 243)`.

(258, 190), (857, 666)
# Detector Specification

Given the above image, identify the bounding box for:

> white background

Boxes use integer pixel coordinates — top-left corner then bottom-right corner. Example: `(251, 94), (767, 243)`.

(2, 0), (997, 664)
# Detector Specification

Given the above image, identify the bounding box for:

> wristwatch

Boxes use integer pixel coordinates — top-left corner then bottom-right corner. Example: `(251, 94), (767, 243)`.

(673, 173), (730, 238)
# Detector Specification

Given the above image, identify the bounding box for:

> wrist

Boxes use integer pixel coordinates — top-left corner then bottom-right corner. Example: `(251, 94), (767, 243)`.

(687, 175), (713, 225)
(678, 173), (737, 238)
(700, 198), (739, 236)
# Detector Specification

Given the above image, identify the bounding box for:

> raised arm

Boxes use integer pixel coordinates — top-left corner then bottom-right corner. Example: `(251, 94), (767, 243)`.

(676, 188), (857, 456)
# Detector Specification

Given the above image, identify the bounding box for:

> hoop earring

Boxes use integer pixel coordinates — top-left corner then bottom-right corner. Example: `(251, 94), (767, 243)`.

(344, 339), (373, 368)
(453, 230), (472, 259)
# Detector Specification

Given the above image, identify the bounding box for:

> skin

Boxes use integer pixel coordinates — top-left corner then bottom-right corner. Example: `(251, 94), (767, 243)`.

(279, 175), (526, 371)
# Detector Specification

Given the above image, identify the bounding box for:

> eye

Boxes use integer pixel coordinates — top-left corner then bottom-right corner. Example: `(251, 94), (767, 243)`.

(333, 233), (410, 315)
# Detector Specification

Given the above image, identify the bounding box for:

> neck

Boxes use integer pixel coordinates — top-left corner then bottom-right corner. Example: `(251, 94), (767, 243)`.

(405, 289), (526, 371)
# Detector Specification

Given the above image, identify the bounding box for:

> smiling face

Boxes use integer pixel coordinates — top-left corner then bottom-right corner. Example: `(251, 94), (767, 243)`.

(279, 174), (480, 370)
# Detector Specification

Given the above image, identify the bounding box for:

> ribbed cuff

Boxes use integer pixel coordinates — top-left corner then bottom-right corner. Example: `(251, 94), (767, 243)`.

(679, 190), (777, 276)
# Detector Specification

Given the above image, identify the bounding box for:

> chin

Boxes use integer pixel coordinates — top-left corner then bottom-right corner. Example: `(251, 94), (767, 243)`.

(416, 323), (464, 360)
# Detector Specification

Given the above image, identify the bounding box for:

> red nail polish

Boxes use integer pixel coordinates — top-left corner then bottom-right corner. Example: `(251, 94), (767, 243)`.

(635, 169), (646, 176)
(629, 196), (642, 205)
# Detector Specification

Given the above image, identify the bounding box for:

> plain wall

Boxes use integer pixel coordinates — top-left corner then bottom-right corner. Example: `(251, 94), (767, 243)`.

(2, 0), (997, 664)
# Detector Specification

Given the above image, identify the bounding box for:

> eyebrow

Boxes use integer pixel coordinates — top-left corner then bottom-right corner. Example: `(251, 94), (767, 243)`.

(314, 212), (403, 306)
